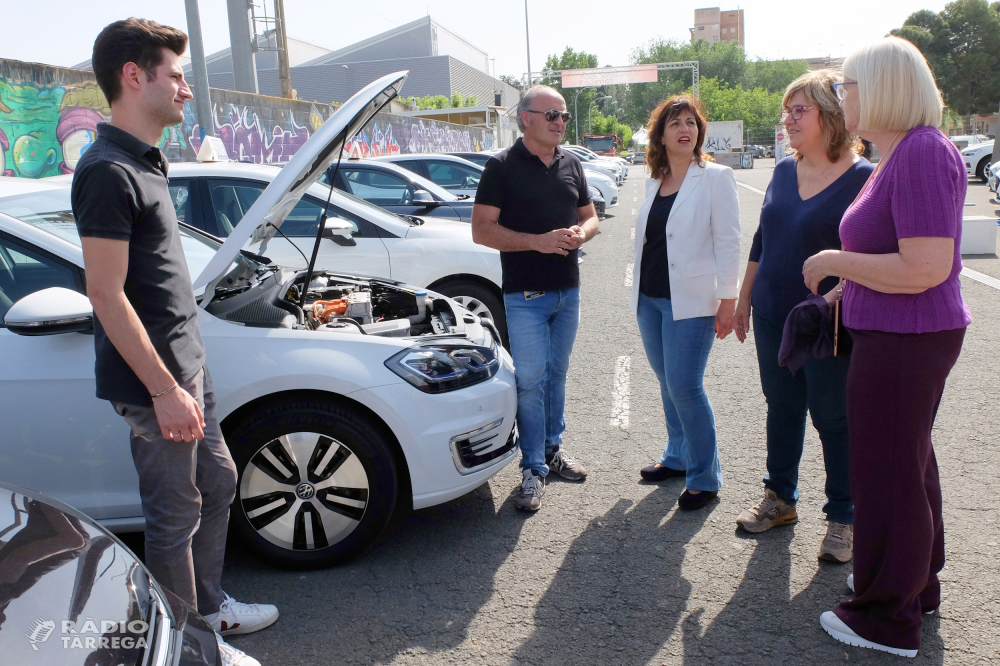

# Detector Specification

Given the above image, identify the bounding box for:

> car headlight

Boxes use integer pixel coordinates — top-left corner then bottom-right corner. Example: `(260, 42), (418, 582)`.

(588, 185), (603, 199)
(386, 344), (500, 393)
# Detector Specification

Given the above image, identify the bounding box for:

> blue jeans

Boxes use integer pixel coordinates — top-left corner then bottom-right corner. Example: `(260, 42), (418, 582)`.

(753, 311), (852, 524)
(504, 288), (581, 476)
(636, 294), (722, 492)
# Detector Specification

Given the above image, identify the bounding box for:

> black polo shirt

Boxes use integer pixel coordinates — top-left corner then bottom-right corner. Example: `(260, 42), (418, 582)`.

(71, 123), (205, 406)
(476, 139), (591, 293)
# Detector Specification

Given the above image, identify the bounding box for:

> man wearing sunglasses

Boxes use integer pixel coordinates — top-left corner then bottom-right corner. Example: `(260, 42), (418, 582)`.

(472, 86), (600, 512)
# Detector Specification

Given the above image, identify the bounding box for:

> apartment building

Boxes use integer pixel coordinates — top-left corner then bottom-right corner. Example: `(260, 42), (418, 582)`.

(690, 7), (745, 46)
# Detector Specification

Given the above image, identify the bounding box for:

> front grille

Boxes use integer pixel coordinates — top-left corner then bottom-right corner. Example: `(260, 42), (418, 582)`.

(450, 419), (518, 474)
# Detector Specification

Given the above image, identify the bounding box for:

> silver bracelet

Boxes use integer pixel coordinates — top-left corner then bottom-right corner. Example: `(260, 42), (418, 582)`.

(150, 382), (179, 399)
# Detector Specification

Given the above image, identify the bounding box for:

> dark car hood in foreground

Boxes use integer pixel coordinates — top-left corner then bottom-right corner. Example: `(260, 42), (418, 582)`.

(0, 482), (217, 665)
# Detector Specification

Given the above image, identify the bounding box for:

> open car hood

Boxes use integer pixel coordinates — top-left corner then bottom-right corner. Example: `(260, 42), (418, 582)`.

(192, 71), (407, 292)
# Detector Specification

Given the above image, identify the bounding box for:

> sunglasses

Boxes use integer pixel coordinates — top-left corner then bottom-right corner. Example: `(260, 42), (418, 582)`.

(525, 109), (571, 122)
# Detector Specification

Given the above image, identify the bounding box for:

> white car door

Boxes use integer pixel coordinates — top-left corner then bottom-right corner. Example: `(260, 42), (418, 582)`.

(203, 178), (391, 276)
(0, 232), (138, 519)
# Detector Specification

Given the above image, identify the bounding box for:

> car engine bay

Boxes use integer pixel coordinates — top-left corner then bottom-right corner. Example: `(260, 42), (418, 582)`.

(204, 266), (464, 339)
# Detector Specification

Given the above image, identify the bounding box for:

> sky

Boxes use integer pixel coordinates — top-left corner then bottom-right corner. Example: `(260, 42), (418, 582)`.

(2, 0), (950, 79)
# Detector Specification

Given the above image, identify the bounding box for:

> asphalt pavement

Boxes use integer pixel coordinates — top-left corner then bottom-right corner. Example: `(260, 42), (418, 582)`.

(185, 159), (1000, 665)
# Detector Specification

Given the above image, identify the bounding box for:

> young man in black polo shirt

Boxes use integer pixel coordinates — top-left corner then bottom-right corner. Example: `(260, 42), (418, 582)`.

(472, 86), (600, 511)
(71, 20), (274, 665)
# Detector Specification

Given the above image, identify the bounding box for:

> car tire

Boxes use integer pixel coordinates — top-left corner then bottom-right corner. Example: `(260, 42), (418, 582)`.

(977, 157), (991, 182)
(434, 279), (509, 347)
(227, 397), (398, 568)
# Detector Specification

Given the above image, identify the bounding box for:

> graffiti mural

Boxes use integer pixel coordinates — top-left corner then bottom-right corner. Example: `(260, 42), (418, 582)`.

(0, 79), (110, 179)
(2, 58), (504, 178)
(189, 104), (311, 164)
(344, 123), (401, 158)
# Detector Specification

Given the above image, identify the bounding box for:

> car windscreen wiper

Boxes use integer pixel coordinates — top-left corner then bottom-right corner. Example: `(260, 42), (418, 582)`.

(454, 194), (471, 200)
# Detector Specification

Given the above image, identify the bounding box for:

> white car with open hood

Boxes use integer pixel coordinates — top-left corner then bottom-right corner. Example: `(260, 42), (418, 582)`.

(0, 72), (518, 568)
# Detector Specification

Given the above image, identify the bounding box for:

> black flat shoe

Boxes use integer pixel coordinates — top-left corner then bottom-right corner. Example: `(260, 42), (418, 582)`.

(640, 464), (686, 482)
(678, 489), (718, 510)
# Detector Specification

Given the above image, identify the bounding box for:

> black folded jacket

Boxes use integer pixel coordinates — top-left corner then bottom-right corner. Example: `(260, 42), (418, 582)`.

(778, 294), (841, 375)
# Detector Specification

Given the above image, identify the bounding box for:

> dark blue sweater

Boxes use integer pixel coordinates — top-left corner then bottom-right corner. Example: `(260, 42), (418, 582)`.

(749, 156), (873, 324)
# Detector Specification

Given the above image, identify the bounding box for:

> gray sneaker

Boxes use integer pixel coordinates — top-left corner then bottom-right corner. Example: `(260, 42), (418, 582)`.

(547, 449), (587, 481)
(819, 521), (853, 563)
(736, 489), (798, 533)
(514, 469), (545, 511)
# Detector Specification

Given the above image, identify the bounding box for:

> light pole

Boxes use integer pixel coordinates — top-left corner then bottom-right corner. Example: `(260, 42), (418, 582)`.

(524, 0), (532, 88)
(591, 95), (612, 134)
(573, 87), (597, 145)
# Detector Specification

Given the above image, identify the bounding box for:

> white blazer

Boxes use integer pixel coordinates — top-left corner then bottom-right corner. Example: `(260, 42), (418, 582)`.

(630, 159), (742, 320)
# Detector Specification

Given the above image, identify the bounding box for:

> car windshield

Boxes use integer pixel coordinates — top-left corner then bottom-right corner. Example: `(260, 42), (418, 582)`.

(0, 189), (224, 283)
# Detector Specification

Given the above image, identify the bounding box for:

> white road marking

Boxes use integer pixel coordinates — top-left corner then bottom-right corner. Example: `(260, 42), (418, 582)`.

(961, 266), (1000, 291)
(633, 196), (638, 201)
(610, 356), (631, 430)
(631, 228), (635, 240)
(631, 208), (636, 215)
(737, 182), (766, 195)
(625, 262), (634, 287)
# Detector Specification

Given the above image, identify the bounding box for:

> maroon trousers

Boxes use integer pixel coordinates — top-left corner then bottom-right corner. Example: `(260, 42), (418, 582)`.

(834, 326), (965, 650)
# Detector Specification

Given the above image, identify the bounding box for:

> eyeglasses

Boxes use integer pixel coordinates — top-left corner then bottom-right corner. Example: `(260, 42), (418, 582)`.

(832, 81), (857, 102)
(780, 105), (815, 122)
(525, 109), (571, 122)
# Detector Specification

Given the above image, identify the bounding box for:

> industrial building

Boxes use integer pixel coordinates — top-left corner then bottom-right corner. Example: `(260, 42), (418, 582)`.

(177, 16), (520, 110)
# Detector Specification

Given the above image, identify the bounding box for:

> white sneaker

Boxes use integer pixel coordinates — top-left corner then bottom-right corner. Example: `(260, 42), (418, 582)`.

(216, 633), (261, 666)
(205, 592), (279, 635)
(820, 611), (917, 658)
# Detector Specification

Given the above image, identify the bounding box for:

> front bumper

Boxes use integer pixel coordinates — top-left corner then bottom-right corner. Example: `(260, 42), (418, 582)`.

(357, 354), (518, 510)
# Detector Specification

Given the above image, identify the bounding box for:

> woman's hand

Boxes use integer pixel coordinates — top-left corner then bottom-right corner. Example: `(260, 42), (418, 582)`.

(803, 249), (840, 294)
(733, 298), (751, 343)
(715, 298), (736, 340)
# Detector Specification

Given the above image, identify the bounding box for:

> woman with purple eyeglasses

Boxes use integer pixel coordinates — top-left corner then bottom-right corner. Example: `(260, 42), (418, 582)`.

(804, 37), (970, 658)
(732, 70), (872, 561)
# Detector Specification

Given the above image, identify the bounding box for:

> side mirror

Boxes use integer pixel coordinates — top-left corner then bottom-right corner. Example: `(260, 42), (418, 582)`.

(4, 287), (94, 336)
(321, 218), (357, 246)
(412, 189), (441, 206)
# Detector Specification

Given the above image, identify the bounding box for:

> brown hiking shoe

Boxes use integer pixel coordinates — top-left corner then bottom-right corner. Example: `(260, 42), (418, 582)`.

(818, 521), (853, 563)
(736, 489), (798, 533)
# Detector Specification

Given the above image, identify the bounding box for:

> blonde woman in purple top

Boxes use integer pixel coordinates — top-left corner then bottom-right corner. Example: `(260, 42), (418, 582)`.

(802, 37), (971, 658)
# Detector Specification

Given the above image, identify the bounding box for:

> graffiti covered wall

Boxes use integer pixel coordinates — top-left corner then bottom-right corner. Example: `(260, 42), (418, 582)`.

(344, 112), (497, 158)
(2, 58), (499, 179)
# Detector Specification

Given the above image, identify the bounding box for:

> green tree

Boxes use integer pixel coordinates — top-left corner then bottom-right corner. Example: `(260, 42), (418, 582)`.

(745, 58), (809, 94)
(891, 0), (1000, 115)
(499, 75), (524, 94)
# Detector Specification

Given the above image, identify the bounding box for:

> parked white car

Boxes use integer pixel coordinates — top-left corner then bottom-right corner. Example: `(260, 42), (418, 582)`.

(564, 148), (623, 184)
(948, 134), (990, 151)
(47, 159), (509, 344)
(564, 144), (629, 178)
(960, 140), (996, 182)
(0, 72), (518, 568)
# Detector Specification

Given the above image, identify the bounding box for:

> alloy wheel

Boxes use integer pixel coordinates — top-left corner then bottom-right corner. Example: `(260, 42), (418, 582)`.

(451, 295), (494, 322)
(239, 431), (369, 552)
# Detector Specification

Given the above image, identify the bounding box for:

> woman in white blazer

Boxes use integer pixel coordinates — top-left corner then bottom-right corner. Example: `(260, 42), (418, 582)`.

(631, 95), (741, 510)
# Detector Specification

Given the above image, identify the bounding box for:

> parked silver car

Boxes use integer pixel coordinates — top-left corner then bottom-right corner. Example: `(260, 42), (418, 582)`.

(372, 154), (484, 198)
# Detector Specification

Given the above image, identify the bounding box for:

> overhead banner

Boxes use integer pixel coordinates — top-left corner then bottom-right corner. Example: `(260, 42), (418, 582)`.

(561, 64), (658, 88)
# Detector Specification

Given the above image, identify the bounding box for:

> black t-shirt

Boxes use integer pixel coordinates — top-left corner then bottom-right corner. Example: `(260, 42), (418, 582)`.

(475, 139), (591, 293)
(71, 123), (205, 406)
(639, 191), (677, 299)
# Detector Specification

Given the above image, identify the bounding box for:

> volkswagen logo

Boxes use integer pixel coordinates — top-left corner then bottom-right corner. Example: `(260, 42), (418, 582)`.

(295, 483), (316, 500)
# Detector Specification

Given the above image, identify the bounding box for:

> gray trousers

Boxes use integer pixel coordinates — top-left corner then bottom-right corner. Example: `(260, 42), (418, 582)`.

(113, 367), (237, 617)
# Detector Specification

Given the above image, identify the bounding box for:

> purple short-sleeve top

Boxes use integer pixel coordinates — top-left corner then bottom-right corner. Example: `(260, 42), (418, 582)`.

(839, 126), (972, 333)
